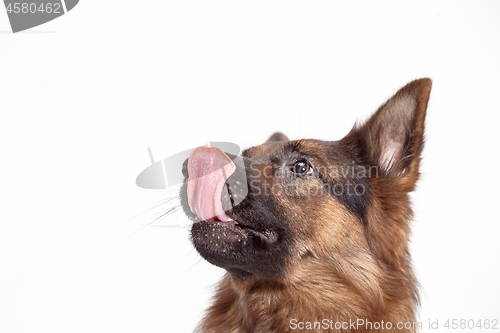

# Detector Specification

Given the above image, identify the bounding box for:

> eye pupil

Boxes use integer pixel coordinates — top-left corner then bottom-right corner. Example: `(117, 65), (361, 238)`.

(293, 161), (310, 174)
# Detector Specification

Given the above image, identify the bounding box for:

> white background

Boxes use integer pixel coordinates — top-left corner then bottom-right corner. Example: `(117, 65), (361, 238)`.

(1, 1), (499, 332)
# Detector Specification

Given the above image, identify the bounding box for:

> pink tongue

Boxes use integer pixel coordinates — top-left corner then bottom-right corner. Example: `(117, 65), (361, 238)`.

(187, 147), (236, 222)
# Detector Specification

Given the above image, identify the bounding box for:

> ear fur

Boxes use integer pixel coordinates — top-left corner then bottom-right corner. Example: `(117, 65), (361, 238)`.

(344, 78), (432, 186)
(266, 132), (289, 143)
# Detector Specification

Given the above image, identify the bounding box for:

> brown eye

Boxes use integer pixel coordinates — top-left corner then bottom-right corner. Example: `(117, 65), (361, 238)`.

(292, 160), (312, 175)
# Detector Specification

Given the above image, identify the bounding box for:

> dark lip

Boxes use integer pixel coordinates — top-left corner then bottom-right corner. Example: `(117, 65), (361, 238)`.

(196, 214), (279, 244)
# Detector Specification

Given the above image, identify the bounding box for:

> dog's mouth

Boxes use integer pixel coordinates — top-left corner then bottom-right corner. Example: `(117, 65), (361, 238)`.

(185, 146), (287, 279)
(190, 211), (282, 279)
(208, 215), (278, 244)
(194, 214), (278, 245)
(187, 146), (278, 255)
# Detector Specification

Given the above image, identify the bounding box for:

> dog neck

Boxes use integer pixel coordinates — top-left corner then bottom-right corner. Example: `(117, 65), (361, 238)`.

(197, 260), (418, 333)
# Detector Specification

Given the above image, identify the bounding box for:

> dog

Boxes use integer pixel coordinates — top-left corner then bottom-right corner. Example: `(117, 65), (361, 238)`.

(180, 78), (432, 332)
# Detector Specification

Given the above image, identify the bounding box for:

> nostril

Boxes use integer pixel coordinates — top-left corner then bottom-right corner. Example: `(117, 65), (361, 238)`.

(182, 158), (189, 177)
(226, 183), (236, 207)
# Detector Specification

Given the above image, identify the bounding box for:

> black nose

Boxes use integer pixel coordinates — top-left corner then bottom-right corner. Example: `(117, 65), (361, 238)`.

(220, 154), (249, 213)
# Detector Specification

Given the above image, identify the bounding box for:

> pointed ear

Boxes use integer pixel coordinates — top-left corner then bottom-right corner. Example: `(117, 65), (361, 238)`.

(266, 132), (289, 143)
(344, 78), (432, 183)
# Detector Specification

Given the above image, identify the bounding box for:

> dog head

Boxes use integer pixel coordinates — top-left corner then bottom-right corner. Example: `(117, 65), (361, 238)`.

(180, 78), (432, 282)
